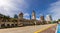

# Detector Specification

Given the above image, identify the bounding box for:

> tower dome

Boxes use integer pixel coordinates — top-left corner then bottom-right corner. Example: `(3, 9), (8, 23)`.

(18, 12), (23, 19)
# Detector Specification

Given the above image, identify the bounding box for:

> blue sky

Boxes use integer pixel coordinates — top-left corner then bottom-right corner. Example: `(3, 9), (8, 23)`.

(0, 0), (60, 20)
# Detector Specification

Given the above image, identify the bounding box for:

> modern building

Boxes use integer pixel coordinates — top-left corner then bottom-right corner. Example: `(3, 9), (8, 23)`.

(46, 15), (52, 23)
(32, 10), (36, 20)
(40, 15), (46, 24)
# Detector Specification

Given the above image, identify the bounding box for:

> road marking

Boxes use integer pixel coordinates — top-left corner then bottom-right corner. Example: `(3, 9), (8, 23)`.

(34, 24), (57, 33)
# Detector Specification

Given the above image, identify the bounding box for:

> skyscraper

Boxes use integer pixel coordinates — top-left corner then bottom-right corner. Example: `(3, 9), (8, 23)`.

(32, 10), (36, 20)
(46, 15), (52, 23)
(40, 15), (45, 22)
(30, 15), (31, 20)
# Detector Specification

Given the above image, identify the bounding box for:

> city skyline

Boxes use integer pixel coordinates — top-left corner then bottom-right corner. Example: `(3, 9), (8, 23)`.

(0, 0), (60, 21)
(0, 11), (52, 21)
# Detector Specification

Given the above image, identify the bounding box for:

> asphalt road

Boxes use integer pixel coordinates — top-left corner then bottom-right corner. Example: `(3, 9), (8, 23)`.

(0, 24), (56, 33)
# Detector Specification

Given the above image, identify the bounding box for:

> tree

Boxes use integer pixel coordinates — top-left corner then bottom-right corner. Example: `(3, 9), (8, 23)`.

(14, 14), (18, 18)
(58, 19), (60, 21)
(3, 15), (7, 22)
(2, 15), (11, 22)
(6, 16), (11, 22)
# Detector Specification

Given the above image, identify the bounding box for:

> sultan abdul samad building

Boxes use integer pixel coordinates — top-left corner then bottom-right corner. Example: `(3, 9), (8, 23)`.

(0, 10), (52, 28)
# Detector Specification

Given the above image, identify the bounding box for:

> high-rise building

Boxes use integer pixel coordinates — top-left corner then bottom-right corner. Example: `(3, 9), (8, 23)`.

(40, 15), (44, 22)
(32, 10), (36, 20)
(30, 15), (31, 20)
(46, 15), (52, 23)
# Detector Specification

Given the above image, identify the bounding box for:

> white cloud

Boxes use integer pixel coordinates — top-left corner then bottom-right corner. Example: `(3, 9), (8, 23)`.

(0, 0), (29, 17)
(36, 18), (40, 20)
(24, 13), (29, 17)
(47, 0), (60, 20)
(23, 13), (30, 19)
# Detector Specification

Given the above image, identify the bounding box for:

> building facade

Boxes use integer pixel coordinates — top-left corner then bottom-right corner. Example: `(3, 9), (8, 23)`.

(40, 15), (46, 24)
(32, 10), (36, 20)
(0, 11), (37, 28)
(46, 15), (52, 23)
(0, 11), (52, 28)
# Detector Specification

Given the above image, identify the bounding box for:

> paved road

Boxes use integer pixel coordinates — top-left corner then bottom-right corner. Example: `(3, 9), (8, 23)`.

(0, 24), (56, 33)
(39, 25), (57, 33)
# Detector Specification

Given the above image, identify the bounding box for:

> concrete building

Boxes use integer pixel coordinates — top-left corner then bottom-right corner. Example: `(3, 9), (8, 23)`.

(32, 10), (36, 20)
(0, 11), (51, 28)
(0, 11), (39, 28)
(46, 15), (52, 23)
(32, 10), (38, 25)
(18, 12), (23, 20)
(40, 15), (46, 24)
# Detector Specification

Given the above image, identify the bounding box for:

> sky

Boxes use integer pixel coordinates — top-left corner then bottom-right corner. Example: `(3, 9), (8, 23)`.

(0, 0), (60, 21)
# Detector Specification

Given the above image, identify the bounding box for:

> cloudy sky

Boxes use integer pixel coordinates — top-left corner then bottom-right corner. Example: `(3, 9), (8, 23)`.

(0, 0), (60, 20)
